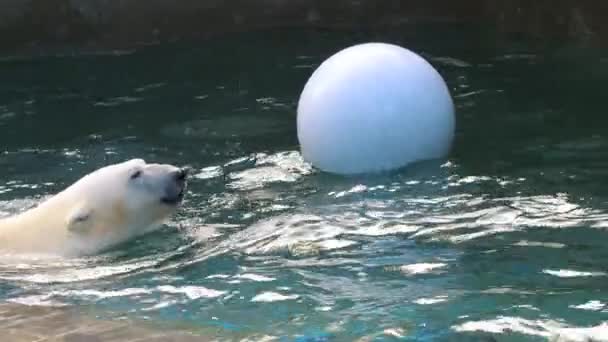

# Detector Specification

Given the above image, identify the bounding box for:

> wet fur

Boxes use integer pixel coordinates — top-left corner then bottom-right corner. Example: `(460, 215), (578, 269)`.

(0, 159), (184, 256)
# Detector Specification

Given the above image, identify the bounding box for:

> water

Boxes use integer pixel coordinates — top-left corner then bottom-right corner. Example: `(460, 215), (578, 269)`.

(1, 27), (608, 341)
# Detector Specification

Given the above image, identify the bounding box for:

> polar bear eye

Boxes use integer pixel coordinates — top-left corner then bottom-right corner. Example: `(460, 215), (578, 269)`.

(130, 170), (143, 180)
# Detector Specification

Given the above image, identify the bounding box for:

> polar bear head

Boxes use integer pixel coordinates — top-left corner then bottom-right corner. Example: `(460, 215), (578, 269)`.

(60, 158), (189, 250)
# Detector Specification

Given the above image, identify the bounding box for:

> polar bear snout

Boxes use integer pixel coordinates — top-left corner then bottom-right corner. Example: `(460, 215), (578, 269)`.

(161, 167), (189, 205)
(172, 167), (189, 182)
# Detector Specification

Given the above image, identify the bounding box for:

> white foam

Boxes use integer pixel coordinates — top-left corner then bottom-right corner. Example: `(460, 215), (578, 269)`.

(315, 306), (332, 312)
(551, 323), (608, 342)
(453, 316), (608, 342)
(194, 166), (223, 180)
(0, 260), (159, 283)
(206, 274), (231, 279)
(7, 294), (66, 307)
(228, 166), (299, 190)
(481, 287), (535, 295)
(413, 295), (448, 305)
(383, 328), (407, 338)
(512, 304), (540, 311)
(543, 269), (606, 278)
(251, 292), (299, 302)
(7, 287), (151, 306)
(399, 263), (447, 275)
(62, 288), (151, 299)
(142, 300), (179, 311)
(316, 239), (357, 250)
(513, 240), (566, 249)
(569, 300), (606, 311)
(156, 285), (226, 300)
(332, 185), (368, 198)
(226, 151), (312, 191)
(453, 316), (565, 337)
(235, 273), (276, 282)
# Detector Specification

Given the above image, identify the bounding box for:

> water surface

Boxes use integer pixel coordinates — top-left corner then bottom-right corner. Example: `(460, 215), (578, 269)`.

(1, 28), (608, 341)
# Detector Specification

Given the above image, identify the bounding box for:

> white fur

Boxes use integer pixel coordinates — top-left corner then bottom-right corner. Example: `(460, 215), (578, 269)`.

(0, 159), (185, 256)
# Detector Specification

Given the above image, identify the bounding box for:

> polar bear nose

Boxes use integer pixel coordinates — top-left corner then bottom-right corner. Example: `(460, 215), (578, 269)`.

(173, 168), (189, 182)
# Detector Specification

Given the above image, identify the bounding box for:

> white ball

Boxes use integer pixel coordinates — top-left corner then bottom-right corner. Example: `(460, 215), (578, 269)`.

(297, 43), (455, 175)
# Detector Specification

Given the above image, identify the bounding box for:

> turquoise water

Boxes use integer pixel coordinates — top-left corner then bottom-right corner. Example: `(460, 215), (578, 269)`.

(1, 28), (608, 341)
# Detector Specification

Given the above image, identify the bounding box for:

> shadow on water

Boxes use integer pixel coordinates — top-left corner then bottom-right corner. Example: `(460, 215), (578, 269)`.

(1, 27), (608, 340)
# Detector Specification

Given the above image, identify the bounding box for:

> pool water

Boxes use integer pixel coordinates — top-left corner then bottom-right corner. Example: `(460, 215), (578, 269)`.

(1, 28), (608, 341)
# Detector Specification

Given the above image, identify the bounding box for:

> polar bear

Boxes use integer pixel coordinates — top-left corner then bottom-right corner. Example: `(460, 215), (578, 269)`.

(0, 159), (188, 256)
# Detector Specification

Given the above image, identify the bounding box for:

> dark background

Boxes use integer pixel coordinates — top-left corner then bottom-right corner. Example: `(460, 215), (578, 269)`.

(1, 0), (607, 54)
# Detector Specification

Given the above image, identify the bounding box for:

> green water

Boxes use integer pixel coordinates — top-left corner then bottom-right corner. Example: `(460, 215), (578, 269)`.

(1, 28), (608, 341)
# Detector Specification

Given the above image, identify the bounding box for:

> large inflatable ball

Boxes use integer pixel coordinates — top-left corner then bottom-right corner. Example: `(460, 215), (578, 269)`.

(297, 43), (455, 175)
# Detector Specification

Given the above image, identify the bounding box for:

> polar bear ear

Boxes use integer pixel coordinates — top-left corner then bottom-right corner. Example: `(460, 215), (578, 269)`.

(66, 204), (94, 234)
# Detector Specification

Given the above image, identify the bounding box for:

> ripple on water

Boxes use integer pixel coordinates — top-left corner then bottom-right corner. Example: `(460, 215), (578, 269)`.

(8, 285), (226, 308)
(453, 317), (608, 341)
(156, 285), (226, 300)
(570, 301), (606, 311)
(2, 143), (608, 340)
(542, 269), (607, 278)
(161, 115), (289, 139)
(251, 292), (299, 303)
(397, 263), (448, 276)
(93, 96), (143, 107)
(413, 295), (449, 305)
(0, 259), (160, 284)
(4, 32), (608, 340)
(226, 151), (313, 191)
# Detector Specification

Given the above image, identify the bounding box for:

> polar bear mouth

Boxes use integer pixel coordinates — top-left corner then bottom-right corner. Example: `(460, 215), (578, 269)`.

(160, 167), (189, 205)
(161, 188), (185, 205)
